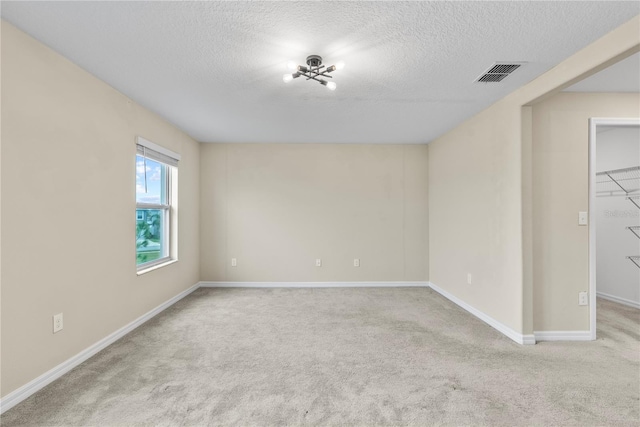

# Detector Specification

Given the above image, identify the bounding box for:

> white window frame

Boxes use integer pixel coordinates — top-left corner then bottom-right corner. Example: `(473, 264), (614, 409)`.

(136, 137), (180, 273)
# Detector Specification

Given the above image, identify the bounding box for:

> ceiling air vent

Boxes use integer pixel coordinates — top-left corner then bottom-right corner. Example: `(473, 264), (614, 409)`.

(476, 63), (523, 83)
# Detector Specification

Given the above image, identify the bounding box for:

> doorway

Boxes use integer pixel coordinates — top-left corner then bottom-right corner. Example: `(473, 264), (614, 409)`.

(589, 118), (640, 339)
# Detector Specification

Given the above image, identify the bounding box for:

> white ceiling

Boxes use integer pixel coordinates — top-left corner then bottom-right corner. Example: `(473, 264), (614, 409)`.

(2, 2), (639, 144)
(564, 51), (640, 93)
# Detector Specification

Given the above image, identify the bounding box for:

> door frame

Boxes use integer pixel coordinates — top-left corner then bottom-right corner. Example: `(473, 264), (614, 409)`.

(588, 117), (640, 340)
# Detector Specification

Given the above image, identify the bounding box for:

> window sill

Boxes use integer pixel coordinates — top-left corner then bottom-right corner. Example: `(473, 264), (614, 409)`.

(137, 259), (178, 276)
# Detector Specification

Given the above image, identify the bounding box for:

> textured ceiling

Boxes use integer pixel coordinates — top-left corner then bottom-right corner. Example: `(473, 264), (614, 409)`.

(564, 51), (640, 93)
(2, 2), (639, 144)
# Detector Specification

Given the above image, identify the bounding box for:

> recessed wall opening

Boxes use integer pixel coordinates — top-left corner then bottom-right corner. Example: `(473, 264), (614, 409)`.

(527, 50), (640, 342)
(589, 119), (640, 338)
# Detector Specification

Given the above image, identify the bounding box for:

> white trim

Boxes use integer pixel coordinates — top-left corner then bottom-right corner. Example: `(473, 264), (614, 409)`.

(136, 259), (178, 276)
(136, 136), (181, 161)
(589, 118), (597, 340)
(534, 331), (592, 342)
(597, 292), (640, 310)
(0, 283), (200, 414)
(428, 282), (535, 345)
(588, 118), (640, 341)
(199, 281), (430, 288)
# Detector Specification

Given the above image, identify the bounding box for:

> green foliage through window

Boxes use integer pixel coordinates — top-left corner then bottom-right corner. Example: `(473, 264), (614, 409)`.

(136, 209), (162, 264)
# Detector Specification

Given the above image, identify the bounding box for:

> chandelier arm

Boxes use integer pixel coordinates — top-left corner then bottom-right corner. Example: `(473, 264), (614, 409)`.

(309, 67), (332, 79)
(301, 73), (328, 85)
(303, 69), (324, 81)
(312, 65), (325, 75)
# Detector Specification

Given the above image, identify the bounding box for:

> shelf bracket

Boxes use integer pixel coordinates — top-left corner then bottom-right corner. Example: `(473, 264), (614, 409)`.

(627, 196), (640, 210)
(628, 256), (640, 269)
(628, 226), (640, 240)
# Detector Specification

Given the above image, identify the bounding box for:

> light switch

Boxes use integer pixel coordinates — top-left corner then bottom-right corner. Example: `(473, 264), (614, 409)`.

(578, 211), (588, 226)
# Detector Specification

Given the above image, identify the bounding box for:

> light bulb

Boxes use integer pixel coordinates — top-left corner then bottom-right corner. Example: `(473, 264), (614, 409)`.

(326, 82), (337, 91)
(286, 61), (297, 71)
(283, 74), (294, 83)
(335, 61), (345, 70)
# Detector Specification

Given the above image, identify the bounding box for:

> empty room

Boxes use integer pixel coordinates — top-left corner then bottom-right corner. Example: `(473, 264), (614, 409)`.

(1, 2), (639, 426)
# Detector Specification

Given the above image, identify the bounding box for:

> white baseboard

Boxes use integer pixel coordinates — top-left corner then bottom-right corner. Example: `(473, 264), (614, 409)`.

(428, 282), (535, 345)
(199, 281), (430, 288)
(596, 292), (640, 310)
(0, 282), (200, 415)
(533, 331), (592, 341)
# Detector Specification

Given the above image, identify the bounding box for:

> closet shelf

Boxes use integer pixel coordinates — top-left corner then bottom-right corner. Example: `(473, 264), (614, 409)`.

(628, 256), (640, 269)
(596, 166), (640, 195)
(628, 226), (640, 240)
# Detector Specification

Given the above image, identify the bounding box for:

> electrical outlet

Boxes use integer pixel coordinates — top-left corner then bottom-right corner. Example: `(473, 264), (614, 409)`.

(315, 258), (322, 267)
(231, 258), (237, 267)
(53, 313), (63, 333)
(354, 258), (360, 267)
(579, 291), (588, 306)
(467, 273), (472, 285)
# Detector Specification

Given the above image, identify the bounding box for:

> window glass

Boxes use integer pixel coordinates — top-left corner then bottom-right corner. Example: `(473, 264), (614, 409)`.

(136, 154), (171, 268)
(136, 156), (166, 205)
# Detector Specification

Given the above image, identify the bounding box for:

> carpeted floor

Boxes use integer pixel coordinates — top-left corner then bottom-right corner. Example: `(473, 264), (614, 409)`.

(2, 288), (639, 426)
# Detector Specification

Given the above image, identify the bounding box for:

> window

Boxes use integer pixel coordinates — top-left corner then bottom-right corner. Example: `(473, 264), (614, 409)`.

(135, 137), (179, 271)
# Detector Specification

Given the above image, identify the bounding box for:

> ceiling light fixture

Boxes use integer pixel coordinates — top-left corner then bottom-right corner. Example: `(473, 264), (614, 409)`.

(283, 55), (344, 90)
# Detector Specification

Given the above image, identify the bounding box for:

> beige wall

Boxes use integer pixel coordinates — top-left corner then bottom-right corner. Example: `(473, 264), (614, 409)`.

(1, 22), (200, 397)
(200, 144), (429, 282)
(429, 102), (525, 332)
(532, 92), (640, 331)
(429, 16), (639, 335)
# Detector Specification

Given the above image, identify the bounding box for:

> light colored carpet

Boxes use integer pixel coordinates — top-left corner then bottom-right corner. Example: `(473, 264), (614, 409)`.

(2, 288), (639, 426)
